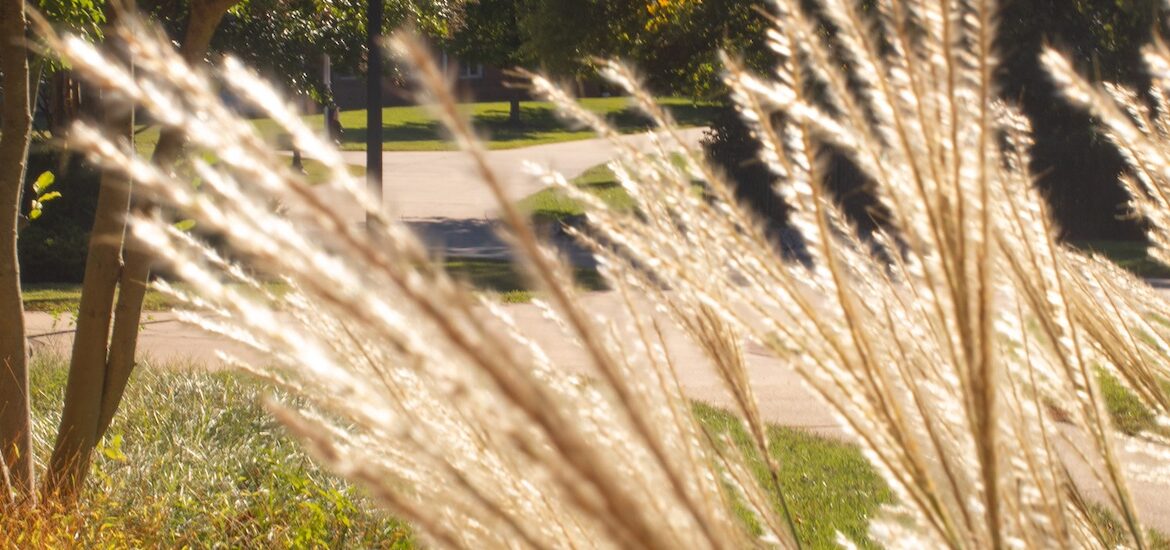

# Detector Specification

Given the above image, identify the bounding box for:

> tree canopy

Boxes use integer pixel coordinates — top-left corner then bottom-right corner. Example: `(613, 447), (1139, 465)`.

(36, 0), (106, 41)
(998, 0), (1165, 239)
(516, 0), (767, 97)
(441, 0), (524, 70)
(135, 0), (465, 101)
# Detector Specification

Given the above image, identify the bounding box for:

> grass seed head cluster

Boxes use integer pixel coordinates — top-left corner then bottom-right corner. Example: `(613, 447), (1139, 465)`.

(41, 0), (1170, 547)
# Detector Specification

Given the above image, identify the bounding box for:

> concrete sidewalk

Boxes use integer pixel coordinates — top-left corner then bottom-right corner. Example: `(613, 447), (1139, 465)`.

(24, 290), (1170, 534)
(297, 128), (706, 263)
(22, 295), (841, 435)
(317, 128), (708, 221)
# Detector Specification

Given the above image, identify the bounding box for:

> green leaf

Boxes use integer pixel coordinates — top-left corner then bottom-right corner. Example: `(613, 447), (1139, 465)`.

(174, 219), (197, 232)
(39, 191), (62, 203)
(33, 171), (55, 194)
(29, 208), (42, 221)
(101, 434), (127, 462)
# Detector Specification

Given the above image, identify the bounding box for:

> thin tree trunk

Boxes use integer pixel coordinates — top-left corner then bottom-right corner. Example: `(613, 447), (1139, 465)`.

(95, 244), (149, 435)
(43, 107), (133, 500)
(46, 0), (240, 500)
(29, 57), (44, 143)
(0, 0), (34, 505)
(97, 0), (235, 434)
(509, 97), (521, 125)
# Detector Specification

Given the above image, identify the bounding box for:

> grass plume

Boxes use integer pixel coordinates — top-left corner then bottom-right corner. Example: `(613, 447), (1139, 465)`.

(36, 0), (1170, 547)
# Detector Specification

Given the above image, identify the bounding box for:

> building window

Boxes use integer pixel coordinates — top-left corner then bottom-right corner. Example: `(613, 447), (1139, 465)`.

(459, 63), (484, 80)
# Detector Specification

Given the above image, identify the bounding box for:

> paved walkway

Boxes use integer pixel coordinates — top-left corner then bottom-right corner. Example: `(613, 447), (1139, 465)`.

(23, 298), (839, 434)
(329, 128), (708, 220)
(309, 129), (707, 262)
(24, 291), (1170, 534)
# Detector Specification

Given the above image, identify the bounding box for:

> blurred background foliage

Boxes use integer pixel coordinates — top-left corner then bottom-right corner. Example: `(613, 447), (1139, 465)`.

(20, 0), (1170, 284)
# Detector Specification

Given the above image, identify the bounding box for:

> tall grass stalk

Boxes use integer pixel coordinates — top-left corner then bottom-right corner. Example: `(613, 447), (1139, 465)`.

(37, 0), (1170, 547)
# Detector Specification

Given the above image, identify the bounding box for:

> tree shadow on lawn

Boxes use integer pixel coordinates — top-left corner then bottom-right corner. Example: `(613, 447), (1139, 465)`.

(339, 102), (722, 148)
(341, 121), (442, 145)
(606, 102), (723, 130)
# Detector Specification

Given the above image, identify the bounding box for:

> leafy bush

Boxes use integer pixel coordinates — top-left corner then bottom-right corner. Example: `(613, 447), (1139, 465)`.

(18, 149), (99, 283)
(702, 103), (783, 225)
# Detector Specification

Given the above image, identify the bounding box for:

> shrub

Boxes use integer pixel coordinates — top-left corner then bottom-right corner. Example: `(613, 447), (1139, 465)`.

(18, 149), (99, 283)
(702, 102), (784, 226)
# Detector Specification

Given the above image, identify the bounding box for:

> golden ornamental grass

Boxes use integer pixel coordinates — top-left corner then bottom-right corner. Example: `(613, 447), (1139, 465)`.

(41, 0), (1170, 547)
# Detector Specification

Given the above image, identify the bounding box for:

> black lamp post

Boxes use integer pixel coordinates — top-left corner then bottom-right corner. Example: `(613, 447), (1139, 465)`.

(366, 0), (383, 223)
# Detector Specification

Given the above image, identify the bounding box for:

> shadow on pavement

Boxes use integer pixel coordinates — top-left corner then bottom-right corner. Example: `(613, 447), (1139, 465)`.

(404, 217), (597, 267)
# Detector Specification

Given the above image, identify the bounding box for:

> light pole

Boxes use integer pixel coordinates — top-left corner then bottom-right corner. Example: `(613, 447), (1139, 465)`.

(366, 0), (383, 225)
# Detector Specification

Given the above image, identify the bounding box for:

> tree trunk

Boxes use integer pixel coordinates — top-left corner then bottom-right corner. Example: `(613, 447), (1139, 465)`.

(45, 0), (240, 501)
(29, 58), (43, 135)
(96, 0), (235, 435)
(43, 107), (133, 500)
(509, 97), (521, 126)
(0, 0), (34, 505)
(95, 244), (149, 436)
(48, 72), (81, 136)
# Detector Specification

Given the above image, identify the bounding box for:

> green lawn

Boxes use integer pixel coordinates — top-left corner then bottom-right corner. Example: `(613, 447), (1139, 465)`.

(129, 129), (363, 185)
(134, 97), (719, 154)
(300, 155), (366, 184)
(692, 403), (891, 547)
(22, 283), (183, 316)
(518, 163), (636, 224)
(22, 282), (293, 316)
(517, 155), (702, 225)
(1098, 370), (1170, 438)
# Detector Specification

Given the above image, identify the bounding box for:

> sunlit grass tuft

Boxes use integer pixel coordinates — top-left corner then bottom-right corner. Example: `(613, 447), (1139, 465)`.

(13, 354), (413, 548)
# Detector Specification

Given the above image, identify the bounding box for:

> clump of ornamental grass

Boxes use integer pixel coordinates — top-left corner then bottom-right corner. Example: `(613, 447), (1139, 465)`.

(3, 352), (409, 548)
(39, 0), (1170, 547)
